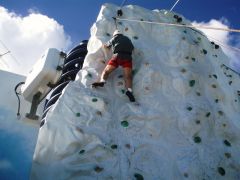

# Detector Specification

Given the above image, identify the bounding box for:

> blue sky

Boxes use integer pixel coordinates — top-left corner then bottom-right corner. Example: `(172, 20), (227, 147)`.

(0, 0), (240, 75)
(1, 0), (239, 45)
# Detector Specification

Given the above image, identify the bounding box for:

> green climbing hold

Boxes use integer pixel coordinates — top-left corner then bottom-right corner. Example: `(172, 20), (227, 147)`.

(92, 98), (98, 102)
(191, 57), (196, 61)
(79, 150), (85, 154)
(118, 22), (123, 25)
(187, 107), (192, 111)
(197, 37), (201, 41)
(229, 81), (232, 85)
(94, 166), (104, 173)
(206, 112), (211, 117)
(189, 80), (195, 87)
(121, 120), (129, 127)
(121, 89), (125, 94)
(133, 36), (138, 40)
(106, 33), (111, 36)
(134, 173), (144, 180)
(111, 144), (118, 149)
(213, 74), (218, 79)
(223, 140), (231, 147)
(195, 120), (201, 124)
(196, 92), (201, 96)
(218, 111), (224, 116)
(218, 167), (225, 176)
(202, 49), (207, 54)
(183, 30), (187, 34)
(76, 112), (81, 117)
(87, 73), (92, 78)
(215, 44), (220, 49)
(224, 153), (231, 158)
(194, 136), (201, 143)
(215, 99), (219, 103)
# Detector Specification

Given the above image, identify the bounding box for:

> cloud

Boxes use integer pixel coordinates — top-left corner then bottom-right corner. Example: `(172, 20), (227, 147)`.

(192, 18), (240, 73)
(0, 6), (72, 76)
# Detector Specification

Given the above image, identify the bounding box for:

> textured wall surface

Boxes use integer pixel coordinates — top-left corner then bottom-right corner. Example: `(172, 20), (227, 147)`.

(32, 3), (240, 180)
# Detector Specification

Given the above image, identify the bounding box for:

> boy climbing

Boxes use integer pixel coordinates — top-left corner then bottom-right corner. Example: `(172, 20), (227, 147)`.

(92, 30), (135, 102)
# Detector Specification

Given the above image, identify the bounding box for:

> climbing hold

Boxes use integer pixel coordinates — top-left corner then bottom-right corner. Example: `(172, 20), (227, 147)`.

(132, 69), (137, 76)
(209, 75), (212, 78)
(218, 111), (224, 116)
(118, 75), (123, 78)
(224, 153), (231, 158)
(121, 89), (125, 94)
(213, 74), (218, 79)
(96, 111), (102, 116)
(196, 92), (201, 96)
(215, 99), (219, 103)
(79, 150), (85, 154)
(125, 27), (128, 31)
(92, 98), (98, 102)
(111, 144), (118, 149)
(217, 167), (225, 176)
(222, 123), (226, 127)
(195, 120), (201, 124)
(191, 57), (196, 62)
(202, 49), (207, 54)
(125, 144), (131, 149)
(189, 80), (195, 87)
(193, 136), (201, 143)
(182, 37), (186, 40)
(133, 36), (138, 40)
(215, 44), (220, 49)
(213, 54), (218, 57)
(145, 87), (150, 91)
(187, 107), (192, 111)
(134, 173), (144, 180)
(118, 81), (124, 86)
(140, 19), (144, 21)
(211, 41), (215, 45)
(76, 112), (81, 117)
(106, 33), (111, 36)
(197, 37), (201, 41)
(101, 60), (106, 64)
(117, 9), (123, 16)
(229, 81), (232, 85)
(181, 68), (186, 73)
(88, 73), (92, 78)
(223, 140), (231, 147)
(118, 21), (122, 25)
(183, 173), (188, 178)
(94, 166), (104, 173)
(185, 56), (189, 59)
(206, 112), (211, 117)
(177, 17), (182, 23)
(212, 84), (217, 88)
(121, 120), (129, 127)
(183, 30), (187, 34)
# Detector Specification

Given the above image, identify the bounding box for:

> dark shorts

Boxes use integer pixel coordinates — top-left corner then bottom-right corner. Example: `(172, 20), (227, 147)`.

(107, 56), (132, 68)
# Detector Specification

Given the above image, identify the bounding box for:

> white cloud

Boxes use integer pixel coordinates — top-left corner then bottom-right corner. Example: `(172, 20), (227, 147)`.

(0, 6), (72, 75)
(192, 18), (240, 73)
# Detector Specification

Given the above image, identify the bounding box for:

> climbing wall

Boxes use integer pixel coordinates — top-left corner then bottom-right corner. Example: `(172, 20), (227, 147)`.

(31, 3), (240, 180)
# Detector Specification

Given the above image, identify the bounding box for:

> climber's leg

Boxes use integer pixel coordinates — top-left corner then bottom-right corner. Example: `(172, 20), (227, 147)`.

(92, 64), (116, 88)
(123, 65), (135, 102)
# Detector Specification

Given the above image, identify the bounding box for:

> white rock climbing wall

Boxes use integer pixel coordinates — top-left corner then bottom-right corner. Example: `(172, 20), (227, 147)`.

(31, 3), (240, 180)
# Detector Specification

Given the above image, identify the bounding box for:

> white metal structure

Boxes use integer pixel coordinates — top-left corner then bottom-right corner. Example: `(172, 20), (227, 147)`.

(21, 48), (64, 102)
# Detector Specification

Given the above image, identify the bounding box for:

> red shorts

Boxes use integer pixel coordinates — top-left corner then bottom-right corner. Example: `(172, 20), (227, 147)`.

(107, 56), (132, 68)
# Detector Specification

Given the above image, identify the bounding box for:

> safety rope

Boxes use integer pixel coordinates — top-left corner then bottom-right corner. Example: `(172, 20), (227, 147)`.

(170, 0), (181, 12)
(115, 17), (240, 33)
